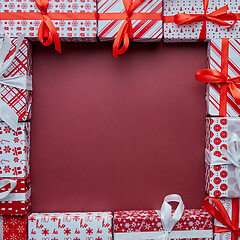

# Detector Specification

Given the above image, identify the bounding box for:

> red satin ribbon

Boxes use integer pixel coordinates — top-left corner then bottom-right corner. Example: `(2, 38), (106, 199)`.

(203, 196), (240, 240)
(164, 0), (238, 41)
(195, 39), (240, 116)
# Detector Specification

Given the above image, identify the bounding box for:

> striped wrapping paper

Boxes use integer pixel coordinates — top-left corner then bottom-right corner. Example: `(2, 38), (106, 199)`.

(97, 0), (162, 41)
(207, 39), (240, 116)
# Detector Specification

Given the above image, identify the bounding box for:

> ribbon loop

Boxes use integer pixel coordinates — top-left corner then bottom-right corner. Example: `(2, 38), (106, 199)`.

(0, 179), (17, 200)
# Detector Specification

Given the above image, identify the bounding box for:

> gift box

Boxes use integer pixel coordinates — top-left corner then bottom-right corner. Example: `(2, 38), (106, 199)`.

(203, 196), (240, 240)
(163, 0), (240, 42)
(0, 175), (31, 215)
(0, 34), (32, 130)
(0, 121), (30, 178)
(0, 214), (29, 240)
(205, 117), (240, 198)
(28, 212), (113, 239)
(114, 194), (213, 240)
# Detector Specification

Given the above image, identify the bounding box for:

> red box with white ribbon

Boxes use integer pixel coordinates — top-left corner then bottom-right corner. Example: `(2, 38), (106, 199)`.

(0, 175), (31, 215)
(0, 214), (28, 240)
(205, 117), (240, 198)
(0, 121), (30, 178)
(163, 0), (240, 42)
(28, 212), (112, 240)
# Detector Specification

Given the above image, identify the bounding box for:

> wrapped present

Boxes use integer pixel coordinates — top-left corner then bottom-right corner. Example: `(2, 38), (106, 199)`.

(196, 39), (240, 117)
(0, 121), (30, 178)
(163, 0), (240, 42)
(0, 32), (32, 130)
(203, 196), (240, 240)
(28, 212), (113, 239)
(0, 175), (31, 215)
(98, 0), (162, 57)
(205, 117), (240, 198)
(0, 0), (97, 53)
(114, 194), (213, 240)
(0, 214), (29, 240)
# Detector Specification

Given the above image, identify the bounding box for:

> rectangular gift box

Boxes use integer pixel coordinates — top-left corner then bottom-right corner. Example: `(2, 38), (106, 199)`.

(206, 39), (240, 116)
(205, 117), (240, 198)
(28, 212), (113, 239)
(0, 0), (97, 42)
(0, 175), (31, 215)
(97, 0), (163, 41)
(114, 209), (213, 239)
(163, 1), (240, 42)
(0, 37), (32, 122)
(0, 214), (29, 240)
(0, 121), (30, 178)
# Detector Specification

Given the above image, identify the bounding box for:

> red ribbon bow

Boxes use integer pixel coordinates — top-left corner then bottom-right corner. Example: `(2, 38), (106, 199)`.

(35, 0), (61, 53)
(174, 0), (237, 41)
(203, 196), (240, 240)
(112, 0), (145, 58)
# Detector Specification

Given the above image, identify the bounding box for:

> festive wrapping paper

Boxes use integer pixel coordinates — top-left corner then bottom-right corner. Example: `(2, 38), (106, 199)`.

(0, 214), (28, 240)
(163, 0), (240, 42)
(114, 209), (213, 239)
(28, 212), (113, 240)
(0, 0), (97, 43)
(205, 117), (240, 198)
(0, 36), (32, 125)
(0, 122), (30, 178)
(205, 39), (240, 116)
(0, 175), (31, 215)
(97, 0), (163, 42)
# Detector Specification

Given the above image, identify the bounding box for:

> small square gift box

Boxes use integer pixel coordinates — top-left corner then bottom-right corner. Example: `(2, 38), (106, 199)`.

(163, 0), (240, 42)
(0, 121), (30, 178)
(205, 117), (240, 198)
(114, 194), (213, 240)
(97, 0), (162, 57)
(0, 214), (29, 240)
(0, 175), (31, 215)
(203, 196), (240, 240)
(0, 0), (97, 53)
(28, 212), (113, 239)
(196, 39), (240, 117)
(0, 31), (32, 130)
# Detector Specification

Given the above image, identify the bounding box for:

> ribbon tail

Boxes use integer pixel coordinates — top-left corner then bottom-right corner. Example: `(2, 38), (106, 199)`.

(229, 83), (240, 105)
(235, 167), (240, 192)
(198, 19), (207, 42)
(0, 179), (17, 200)
(0, 75), (33, 91)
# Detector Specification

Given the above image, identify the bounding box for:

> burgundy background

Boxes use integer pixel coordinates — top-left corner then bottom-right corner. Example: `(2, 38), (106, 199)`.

(31, 41), (207, 212)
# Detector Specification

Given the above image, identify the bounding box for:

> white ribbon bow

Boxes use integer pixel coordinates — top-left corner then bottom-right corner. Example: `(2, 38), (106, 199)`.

(206, 133), (240, 190)
(0, 179), (17, 200)
(0, 26), (32, 131)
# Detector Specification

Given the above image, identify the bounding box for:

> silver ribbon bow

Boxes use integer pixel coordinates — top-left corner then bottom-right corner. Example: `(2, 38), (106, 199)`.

(0, 179), (17, 200)
(0, 26), (32, 131)
(206, 133), (240, 190)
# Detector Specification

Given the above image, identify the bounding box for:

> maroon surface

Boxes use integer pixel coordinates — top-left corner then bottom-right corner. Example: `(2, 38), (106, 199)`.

(31, 41), (207, 212)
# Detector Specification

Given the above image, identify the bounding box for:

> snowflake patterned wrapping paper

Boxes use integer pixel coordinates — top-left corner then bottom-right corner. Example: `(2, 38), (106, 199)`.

(0, 175), (31, 215)
(205, 117), (240, 198)
(0, 0), (97, 42)
(28, 212), (113, 240)
(205, 39), (240, 117)
(0, 122), (30, 178)
(0, 36), (32, 126)
(163, 0), (240, 42)
(97, 0), (163, 41)
(0, 214), (29, 240)
(113, 209), (213, 239)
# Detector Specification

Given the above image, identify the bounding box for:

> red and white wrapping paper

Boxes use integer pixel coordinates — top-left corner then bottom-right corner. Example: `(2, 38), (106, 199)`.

(0, 175), (31, 215)
(97, 0), (162, 41)
(0, 214), (28, 240)
(0, 122), (30, 178)
(0, 0), (97, 42)
(205, 117), (240, 198)
(114, 209), (213, 239)
(206, 39), (240, 116)
(28, 212), (112, 240)
(163, 1), (240, 42)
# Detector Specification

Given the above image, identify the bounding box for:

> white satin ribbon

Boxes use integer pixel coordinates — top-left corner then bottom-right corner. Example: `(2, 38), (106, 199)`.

(0, 179), (17, 200)
(205, 133), (240, 190)
(0, 27), (32, 131)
